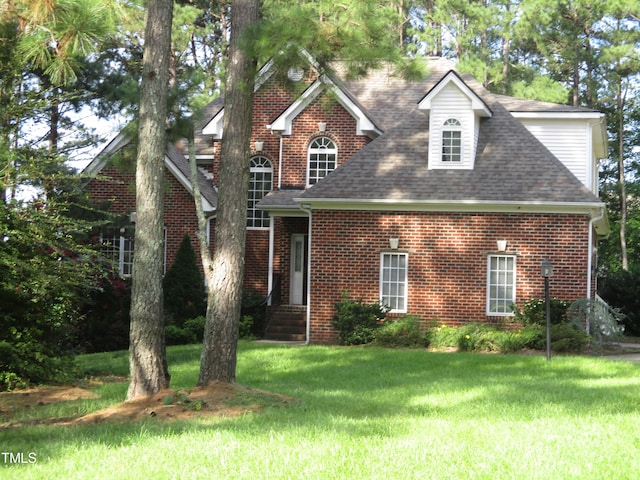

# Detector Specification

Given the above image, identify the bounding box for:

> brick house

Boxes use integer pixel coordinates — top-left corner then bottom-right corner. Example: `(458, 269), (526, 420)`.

(85, 57), (609, 343)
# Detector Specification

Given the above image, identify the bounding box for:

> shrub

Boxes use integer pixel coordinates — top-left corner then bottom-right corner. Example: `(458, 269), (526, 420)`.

(239, 315), (254, 339)
(165, 324), (197, 346)
(77, 276), (131, 353)
(512, 298), (570, 326)
(550, 323), (589, 353)
(567, 298), (625, 348)
(332, 294), (388, 345)
(374, 316), (425, 348)
(599, 270), (640, 336)
(241, 290), (266, 337)
(184, 316), (205, 342)
(163, 233), (206, 327)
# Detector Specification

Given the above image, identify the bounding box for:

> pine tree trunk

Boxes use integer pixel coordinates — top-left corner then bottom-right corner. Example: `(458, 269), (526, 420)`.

(198, 0), (259, 386)
(127, 0), (173, 400)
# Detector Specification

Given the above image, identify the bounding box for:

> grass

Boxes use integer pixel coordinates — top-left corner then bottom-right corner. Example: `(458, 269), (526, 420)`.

(2, 342), (640, 479)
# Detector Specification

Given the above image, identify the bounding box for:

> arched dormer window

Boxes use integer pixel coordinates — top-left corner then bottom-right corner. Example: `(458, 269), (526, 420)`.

(442, 118), (462, 162)
(307, 136), (337, 186)
(247, 156), (273, 228)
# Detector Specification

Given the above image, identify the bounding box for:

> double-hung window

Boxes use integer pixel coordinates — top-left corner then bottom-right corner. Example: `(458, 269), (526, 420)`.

(101, 227), (135, 277)
(308, 137), (337, 185)
(442, 118), (462, 162)
(247, 156), (273, 228)
(486, 255), (516, 315)
(380, 252), (408, 313)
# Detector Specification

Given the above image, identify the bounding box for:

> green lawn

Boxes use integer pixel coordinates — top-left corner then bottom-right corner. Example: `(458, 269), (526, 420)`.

(2, 342), (640, 479)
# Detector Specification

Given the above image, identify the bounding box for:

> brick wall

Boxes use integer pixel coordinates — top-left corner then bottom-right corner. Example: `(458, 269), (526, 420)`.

(86, 162), (214, 274)
(308, 210), (592, 343)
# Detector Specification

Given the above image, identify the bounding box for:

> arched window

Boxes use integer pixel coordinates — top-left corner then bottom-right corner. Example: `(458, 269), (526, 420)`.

(247, 156), (273, 228)
(441, 118), (462, 162)
(307, 137), (337, 185)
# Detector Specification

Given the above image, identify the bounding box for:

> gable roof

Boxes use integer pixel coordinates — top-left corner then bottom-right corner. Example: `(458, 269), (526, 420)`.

(83, 133), (217, 213)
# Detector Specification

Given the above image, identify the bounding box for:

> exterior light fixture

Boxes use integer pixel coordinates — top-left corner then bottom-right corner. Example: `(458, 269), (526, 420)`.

(540, 259), (553, 361)
(318, 122), (327, 132)
(254, 141), (264, 152)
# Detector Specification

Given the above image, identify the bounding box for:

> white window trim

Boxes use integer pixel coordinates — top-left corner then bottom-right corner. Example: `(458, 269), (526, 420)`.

(441, 118), (462, 163)
(486, 254), (516, 316)
(248, 156), (273, 230)
(307, 136), (337, 187)
(380, 252), (408, 313)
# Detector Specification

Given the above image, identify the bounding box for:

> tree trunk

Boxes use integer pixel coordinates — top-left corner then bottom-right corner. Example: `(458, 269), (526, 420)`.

(198, 0), (259, 386)
(127, 0), (173, 400)
(617, 76), (628, 271)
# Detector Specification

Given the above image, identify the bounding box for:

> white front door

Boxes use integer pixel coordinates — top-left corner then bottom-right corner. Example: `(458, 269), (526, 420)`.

(290, 234), (306, 305)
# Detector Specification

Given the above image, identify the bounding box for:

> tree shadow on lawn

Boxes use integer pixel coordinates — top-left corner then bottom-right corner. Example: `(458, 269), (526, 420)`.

(2, 344), (639, 466)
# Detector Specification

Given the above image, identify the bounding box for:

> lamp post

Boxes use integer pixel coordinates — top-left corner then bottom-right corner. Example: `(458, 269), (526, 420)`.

(541, 259), (554, 361)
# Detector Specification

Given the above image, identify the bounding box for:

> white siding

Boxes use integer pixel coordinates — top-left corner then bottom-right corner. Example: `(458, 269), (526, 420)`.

(519, 118), (591, 190)
(429, 83), (476, 169)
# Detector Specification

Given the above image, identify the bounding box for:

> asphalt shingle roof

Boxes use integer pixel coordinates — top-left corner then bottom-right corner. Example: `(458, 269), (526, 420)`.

(299, 64), (601, 205)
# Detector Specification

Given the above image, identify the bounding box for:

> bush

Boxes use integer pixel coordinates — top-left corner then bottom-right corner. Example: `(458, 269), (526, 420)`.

(599, 270), (640, 336)
(512, 298), (570, 326)
(567, 298), (625, 348)
(184, 316), (205, 342)
(374, 316), (425, 348)
(241, 290), (266, 337)
(239, 315), (254, 339)
(550, 323), (589, 353)
(77, 276), (131, 353)
(426, 322), (545, 354)
(332, 294), (388, 345)
(165, 324), (197, 346)
(163, 233), (206, 327)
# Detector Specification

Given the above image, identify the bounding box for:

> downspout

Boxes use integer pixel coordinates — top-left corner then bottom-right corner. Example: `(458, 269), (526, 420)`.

(586, 206), (605, 334)
(277, 134), (283, 190)
(267, 214), (275, 306)
(299, 203), (312, 345)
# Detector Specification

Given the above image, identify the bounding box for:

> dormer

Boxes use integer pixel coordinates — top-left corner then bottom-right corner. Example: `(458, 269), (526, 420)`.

(418, 71), (491, 170)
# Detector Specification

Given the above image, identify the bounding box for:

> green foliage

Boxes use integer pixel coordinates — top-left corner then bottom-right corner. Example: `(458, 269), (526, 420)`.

(241, 289), (267, 337)
(77, 276), (131, 353)
(599, 270), (640, 336)
(512, 298), (570, 326)
(567, 298), (625, 348)
(550, 323), (589, 354)
(427, 323), (545, 354)
(163, 233), (206, 327)
(0, 193), (105, 390)
(374, 315), (425, 348)
(332, 294), (388, 345)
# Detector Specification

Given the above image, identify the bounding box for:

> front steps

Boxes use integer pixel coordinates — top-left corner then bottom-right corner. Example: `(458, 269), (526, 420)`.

(264, 305), (306, 341)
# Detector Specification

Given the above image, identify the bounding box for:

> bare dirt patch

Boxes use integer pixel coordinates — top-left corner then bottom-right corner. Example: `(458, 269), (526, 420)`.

(1, 381), (295, 429)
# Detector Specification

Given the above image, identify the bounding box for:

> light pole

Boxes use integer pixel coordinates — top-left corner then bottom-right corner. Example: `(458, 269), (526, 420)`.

(541, 259), (554, 361)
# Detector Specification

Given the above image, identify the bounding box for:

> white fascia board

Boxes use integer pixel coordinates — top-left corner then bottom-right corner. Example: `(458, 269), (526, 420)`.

(292, 197), (604, 215)
(164, 155), (215, 213)
(268, 80), (324, 134)
(419, 71), (492, 117)
(83, 130), (131, 175)
(201, 109), (224, 138)
(268, 75), (381, 137)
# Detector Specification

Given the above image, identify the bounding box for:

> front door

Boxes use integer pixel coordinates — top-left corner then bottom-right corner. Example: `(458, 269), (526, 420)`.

(290, 234), (307, 305)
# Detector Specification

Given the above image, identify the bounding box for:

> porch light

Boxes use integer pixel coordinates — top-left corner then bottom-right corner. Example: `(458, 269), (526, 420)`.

(318, 122), (327, 132)
(389, 238), (399, 249)
(254, 141), (264, 152)
(540, 259), (553, 361)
